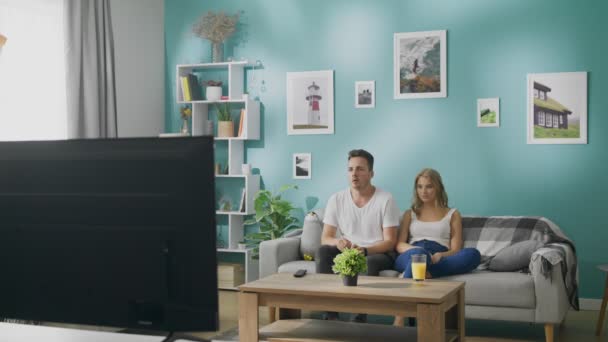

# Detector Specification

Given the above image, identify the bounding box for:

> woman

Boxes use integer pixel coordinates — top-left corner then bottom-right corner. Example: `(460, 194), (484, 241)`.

(393, 168), (480, 326)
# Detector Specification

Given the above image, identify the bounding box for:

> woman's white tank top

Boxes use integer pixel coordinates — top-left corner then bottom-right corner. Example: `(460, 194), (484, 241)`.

(408, 208), (456, 248)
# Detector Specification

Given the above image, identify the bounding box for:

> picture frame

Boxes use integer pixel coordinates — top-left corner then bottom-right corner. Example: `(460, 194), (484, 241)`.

(293, 153), (312, 179)
(355, 81), (375, 108)
(394, 30), (447, 99)
(527, 72), (587, 144)
(286, 70), (334, 135)
(477, 98), (500, 127)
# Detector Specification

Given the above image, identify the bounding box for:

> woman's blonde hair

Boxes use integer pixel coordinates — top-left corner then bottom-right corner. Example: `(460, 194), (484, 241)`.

(411, 168), (449, 214)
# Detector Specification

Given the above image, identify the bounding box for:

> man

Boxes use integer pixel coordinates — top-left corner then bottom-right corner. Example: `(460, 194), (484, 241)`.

(316, 149), (400, 322)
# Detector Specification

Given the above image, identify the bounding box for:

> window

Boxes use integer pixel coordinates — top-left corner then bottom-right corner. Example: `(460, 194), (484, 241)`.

(540, 91), (546, 100)
(553, 114), (559, 128)
(538, 111), (545, 126)
(546, 113), (553, 127)
(534, 89), (539, 98)
(559, 115), (564, 125)
(0, 0), (67, 141)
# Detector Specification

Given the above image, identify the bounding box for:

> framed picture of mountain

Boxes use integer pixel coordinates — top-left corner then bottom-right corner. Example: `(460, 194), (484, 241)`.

(293, 153), (312, 179)
(394, 30), (446, 99)
(527, 72), (587, 144)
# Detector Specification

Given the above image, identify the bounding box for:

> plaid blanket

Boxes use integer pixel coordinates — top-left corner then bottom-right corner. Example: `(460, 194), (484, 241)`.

(461, 216), (579, 310)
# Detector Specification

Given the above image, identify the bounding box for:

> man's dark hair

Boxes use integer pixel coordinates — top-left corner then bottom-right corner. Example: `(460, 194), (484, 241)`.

(348, 149), (374, 171)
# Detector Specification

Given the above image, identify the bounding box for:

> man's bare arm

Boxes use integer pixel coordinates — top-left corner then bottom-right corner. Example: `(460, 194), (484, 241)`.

(321, 224), (351, 251)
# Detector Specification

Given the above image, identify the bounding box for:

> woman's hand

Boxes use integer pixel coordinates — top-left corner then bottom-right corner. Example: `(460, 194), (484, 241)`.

(431, 253), (442, 264)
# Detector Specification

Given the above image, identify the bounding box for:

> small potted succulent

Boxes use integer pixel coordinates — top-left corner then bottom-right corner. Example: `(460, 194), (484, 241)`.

(215, 102), (233, 137)
(205, 80), (223, 101)
(332, 248), (368, 286)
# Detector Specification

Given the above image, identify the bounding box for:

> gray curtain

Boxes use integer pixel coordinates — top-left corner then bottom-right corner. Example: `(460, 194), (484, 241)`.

(64, 0), (117, 139)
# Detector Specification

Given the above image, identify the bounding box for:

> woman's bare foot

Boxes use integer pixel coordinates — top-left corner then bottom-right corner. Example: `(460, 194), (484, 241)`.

(393, 316), (404, 327)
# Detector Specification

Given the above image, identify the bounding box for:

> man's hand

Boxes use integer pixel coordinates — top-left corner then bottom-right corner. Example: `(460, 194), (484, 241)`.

(431, 253), (442, 264)
(336, 238), (352, 251)
(351, 244), (366, 255)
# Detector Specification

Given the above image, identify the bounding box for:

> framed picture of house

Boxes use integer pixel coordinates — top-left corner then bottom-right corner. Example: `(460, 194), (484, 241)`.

(355, 81), (375, 108)
(293, 153), (311, 179)
(527, 72), (587, 144)
(394, 30), (447, 99)
(286, 70), (334, 135)
(477, 98), (500, 127)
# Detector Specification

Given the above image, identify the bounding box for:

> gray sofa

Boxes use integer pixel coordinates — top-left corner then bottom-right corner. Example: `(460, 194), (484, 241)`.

(259, 209), (578, 342)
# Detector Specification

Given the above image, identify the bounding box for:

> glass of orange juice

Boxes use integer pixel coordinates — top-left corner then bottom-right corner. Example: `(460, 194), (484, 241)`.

(411, 254), (427, 281)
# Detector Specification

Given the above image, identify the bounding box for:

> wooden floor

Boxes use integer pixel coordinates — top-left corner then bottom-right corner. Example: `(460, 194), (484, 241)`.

(189, 290), (606, 342)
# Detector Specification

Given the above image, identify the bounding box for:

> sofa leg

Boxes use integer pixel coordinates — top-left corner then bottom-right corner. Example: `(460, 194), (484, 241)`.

(544, 323), (554, 342)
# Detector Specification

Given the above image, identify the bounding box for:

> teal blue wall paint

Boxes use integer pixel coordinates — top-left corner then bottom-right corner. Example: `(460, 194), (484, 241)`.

(165, 0), (608, 298)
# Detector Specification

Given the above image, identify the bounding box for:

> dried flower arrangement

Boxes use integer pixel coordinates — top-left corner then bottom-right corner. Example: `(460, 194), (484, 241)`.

(180, 105), (192, 120)
(192, 11), (239, 44)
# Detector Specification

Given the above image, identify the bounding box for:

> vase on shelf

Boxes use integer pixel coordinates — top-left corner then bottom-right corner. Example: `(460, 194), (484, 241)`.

(212, 42), (223, 63)
(181, 118), (189, 134)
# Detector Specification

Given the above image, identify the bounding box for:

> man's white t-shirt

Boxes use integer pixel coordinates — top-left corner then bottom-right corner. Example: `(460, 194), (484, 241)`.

(323, 187), (400, 247)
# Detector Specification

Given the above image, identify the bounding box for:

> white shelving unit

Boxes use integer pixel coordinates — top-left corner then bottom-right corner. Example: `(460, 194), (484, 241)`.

(176, 61), (261, 286)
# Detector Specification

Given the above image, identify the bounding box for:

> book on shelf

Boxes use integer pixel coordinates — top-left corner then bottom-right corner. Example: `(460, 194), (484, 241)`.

(180, 76), (191, 101)
(187, 73), (202, 100)
(237, 109), (246, 137)
(239, 188), (246, 212)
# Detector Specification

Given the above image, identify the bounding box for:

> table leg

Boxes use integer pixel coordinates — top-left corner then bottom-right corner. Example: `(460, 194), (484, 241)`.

(418, 303), (445, 342)
(596, 274), (608, 336)
(457, 288), (465, 341)
(239, 292), (259, 342)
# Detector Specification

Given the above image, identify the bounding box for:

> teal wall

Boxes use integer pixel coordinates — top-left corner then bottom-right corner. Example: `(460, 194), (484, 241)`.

(165, 0), (608, 299)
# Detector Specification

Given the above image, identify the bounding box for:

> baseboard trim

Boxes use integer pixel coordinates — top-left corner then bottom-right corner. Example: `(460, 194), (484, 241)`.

(578, 298), (602, 310)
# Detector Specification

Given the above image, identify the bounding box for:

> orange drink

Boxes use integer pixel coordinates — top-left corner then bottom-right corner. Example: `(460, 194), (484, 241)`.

(411, 254), (427, 281)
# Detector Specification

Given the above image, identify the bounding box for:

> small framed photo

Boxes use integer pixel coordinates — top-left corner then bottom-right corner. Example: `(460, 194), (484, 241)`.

(477, 98), (500, 127)
(527, 72), (587, 144)
(286, 70), (334, 135)
(355, 81), (375, 108)
(394, 30), (447, 99)
(293, 153), (311, 179)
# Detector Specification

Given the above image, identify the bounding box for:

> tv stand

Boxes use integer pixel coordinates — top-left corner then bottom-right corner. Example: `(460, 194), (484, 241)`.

(0, 322), (209, 342)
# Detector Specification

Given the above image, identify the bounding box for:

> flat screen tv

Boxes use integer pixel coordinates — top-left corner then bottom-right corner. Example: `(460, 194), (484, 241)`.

(0, 137), (218, 337)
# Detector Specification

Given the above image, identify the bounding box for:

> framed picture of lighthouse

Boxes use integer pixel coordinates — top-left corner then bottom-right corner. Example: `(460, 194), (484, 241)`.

(394, 30), (447, 99)
(286, 70), (334, 135)
(527, 72), (587, 144)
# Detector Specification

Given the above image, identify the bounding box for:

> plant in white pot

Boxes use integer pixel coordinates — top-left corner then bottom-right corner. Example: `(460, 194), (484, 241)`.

(332, 248), (367, 286)
(205, 80), (223, 101)
(215, 102), (233, 137)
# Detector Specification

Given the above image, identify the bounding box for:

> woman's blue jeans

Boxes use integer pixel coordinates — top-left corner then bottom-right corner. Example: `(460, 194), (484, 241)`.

(394, 240), (481, 278)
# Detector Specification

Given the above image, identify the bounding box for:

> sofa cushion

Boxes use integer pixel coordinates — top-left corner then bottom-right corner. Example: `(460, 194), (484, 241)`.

(441, 270), (535, 309)
(277, 260), (316, 274)
(300, 210), (324, 258)
(488, 240), (544, 272)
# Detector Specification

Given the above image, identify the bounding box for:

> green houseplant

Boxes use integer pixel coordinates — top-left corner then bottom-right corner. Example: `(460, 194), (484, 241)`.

(215, 103), (233, 137)
(332, 248), (368, 286)
(244, 185), (300, 259)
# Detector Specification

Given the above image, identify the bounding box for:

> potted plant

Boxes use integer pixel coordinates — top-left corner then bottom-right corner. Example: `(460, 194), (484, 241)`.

(332, 248), (368, 286)
(244, 185), (300, 259)
(205, 80), (223, 101)
(192, 11), (239, 62)
(215, 102), (233, 137)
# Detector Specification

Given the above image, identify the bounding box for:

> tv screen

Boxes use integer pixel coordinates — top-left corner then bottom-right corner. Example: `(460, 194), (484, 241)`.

(0, 137), (218, 333)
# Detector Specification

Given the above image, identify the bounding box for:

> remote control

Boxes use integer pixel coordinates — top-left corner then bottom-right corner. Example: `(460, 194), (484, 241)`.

(293, 269), (307, 278)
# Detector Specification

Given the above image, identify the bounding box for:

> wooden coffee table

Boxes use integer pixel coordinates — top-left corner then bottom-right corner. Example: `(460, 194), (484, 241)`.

(238, 273), (465, 342)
